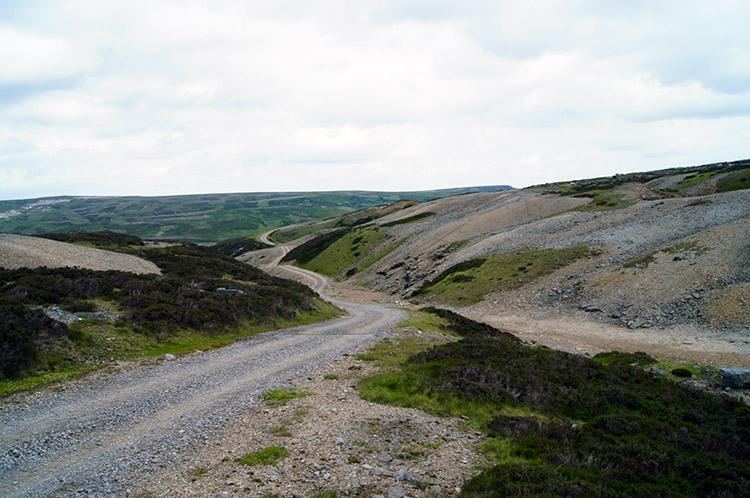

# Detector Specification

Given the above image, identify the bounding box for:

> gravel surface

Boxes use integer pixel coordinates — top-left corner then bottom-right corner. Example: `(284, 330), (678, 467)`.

(0, 260), (405, 497)
(0, 234), (160, 274)
(138, 329), (484, 498)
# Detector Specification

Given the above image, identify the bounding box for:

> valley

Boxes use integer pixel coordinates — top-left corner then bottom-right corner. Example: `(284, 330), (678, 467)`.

(1, 158), (749, 497)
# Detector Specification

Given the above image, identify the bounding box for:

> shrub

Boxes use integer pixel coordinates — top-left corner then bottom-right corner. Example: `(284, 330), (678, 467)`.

(672, 368), (693, 378)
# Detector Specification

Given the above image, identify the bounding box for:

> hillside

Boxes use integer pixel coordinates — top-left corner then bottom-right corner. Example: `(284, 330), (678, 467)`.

(0, 232), (340, 386)
(0, 186), (509, 244)
(258, 159), (750, 366)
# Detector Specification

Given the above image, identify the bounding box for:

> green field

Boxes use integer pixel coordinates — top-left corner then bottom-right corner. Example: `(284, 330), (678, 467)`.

(0, 187), (509, 244)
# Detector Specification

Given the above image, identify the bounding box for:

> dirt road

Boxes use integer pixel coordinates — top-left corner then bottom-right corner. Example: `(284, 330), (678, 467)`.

(0, 244), (404, 498)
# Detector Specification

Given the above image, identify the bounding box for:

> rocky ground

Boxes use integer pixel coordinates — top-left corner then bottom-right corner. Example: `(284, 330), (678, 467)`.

(138, 328), (485, 498)
(0, 234), (160, 274)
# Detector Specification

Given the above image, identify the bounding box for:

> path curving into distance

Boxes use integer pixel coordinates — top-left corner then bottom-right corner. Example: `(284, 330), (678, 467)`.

(0, 235), (404, 498)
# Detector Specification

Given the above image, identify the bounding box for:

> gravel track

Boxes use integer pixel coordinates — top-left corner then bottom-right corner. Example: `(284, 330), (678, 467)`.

(0, 245), (404, 498)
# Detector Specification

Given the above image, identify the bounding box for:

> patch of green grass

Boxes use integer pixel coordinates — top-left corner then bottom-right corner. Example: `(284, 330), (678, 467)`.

(591, 351), (656, 367)
(716, 167), (750, 192)
(296, 226), (389, 276)
(381, 211), (435, 227)
(310, 490), (338, 498)
(623, 251), (657, 269)
(447, 239), (469, 252)
(687, 198), (712, 207)
(397, 309), (454, 335)
(235, 446), (289, 466)
(624, 241), (711, 270)
(0, 364), (100, 397)
(676, 169), (726, 191)
(352, 237), (406, 275)
(261, 387), (310, 406)
(324, 374), (338, 380)
(574, 189), (636, 211)
(413, 246), (598, 305)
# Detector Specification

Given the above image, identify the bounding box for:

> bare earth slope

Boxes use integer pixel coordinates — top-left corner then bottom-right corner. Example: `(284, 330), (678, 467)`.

(284, 185), (749, 367)
(0, 234), (160, 274)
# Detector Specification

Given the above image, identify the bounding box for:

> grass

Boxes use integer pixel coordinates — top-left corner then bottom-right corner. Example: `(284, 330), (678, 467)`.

(295, 226), (389, 277)
(573, 189), (636, 211)
(381, 211), (435, 227)
(413, 246), (598, 305)
(0, 364), (100, 397)
(270, 408), (309, 437)
(358, 308), (750, 497)
(260, 387), (310, 406)
(397, 309), (454, 335)
(623, 251), (657, 269)
(235, 446), (289, 466)
(624, 241), (710, 270)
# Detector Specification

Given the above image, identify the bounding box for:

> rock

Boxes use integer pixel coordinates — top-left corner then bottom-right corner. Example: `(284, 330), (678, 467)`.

(164, 354), (176, 360)
(394, 469), (407, 481)
(405, 473), (432, 489)
(215, 493), (230, 498)
(336, 437), (346, 446)
(428, 485), (445, 496)
(388, 486), (406, 498)
(379, 455), (393, 463)
(349, 454), (362, 463)
(650, 366), (667, 377)
(720, 367), (750, 389)
(216, 287), (245, 296)
(691, 291), (703, 299)
(373, 467), (386, 475)
(628, 318), (649, 329)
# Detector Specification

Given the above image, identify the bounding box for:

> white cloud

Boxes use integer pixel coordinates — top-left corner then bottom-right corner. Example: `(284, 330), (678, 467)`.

(0, 26), (96, 83)
(0, 0), (749, 199)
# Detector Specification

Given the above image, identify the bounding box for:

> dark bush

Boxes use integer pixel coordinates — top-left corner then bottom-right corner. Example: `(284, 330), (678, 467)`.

(0, 241), (320, 378)
(400, 308), (750, 497)
(672, 367), (693, 378)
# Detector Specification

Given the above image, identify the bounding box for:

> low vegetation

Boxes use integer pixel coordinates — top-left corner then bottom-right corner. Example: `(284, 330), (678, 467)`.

(211, 236), (272, 257)
(0, 232), (341, 389)
(235, 446), (289, 466)
(261, 387), (310, 407)
(413, 246), (599, 304)
(283, 225), (392, 277)
(359, 308), (750, 497)
(381, 211), (435, 227)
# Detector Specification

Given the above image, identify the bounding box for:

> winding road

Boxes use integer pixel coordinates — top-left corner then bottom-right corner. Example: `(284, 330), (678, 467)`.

(0, 237), (404, 498)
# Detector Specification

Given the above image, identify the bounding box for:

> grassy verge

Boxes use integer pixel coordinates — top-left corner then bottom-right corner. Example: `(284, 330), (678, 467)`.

(0, 364), (101, 397)
(413, 246), (598, 305)
(358, 308), (750, 497)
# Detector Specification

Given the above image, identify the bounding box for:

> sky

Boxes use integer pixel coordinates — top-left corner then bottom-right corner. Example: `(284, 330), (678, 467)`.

(1, 0), (749, 199)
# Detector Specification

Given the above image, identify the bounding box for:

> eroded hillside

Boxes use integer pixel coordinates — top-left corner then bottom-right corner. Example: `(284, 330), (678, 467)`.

(258, 160), (750, 365)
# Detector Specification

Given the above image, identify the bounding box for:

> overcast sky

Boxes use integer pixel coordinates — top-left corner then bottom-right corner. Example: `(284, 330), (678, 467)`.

(1, 1), (749, 199)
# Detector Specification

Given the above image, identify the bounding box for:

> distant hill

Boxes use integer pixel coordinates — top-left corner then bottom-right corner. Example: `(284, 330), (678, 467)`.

(0, 186), (510, 244)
